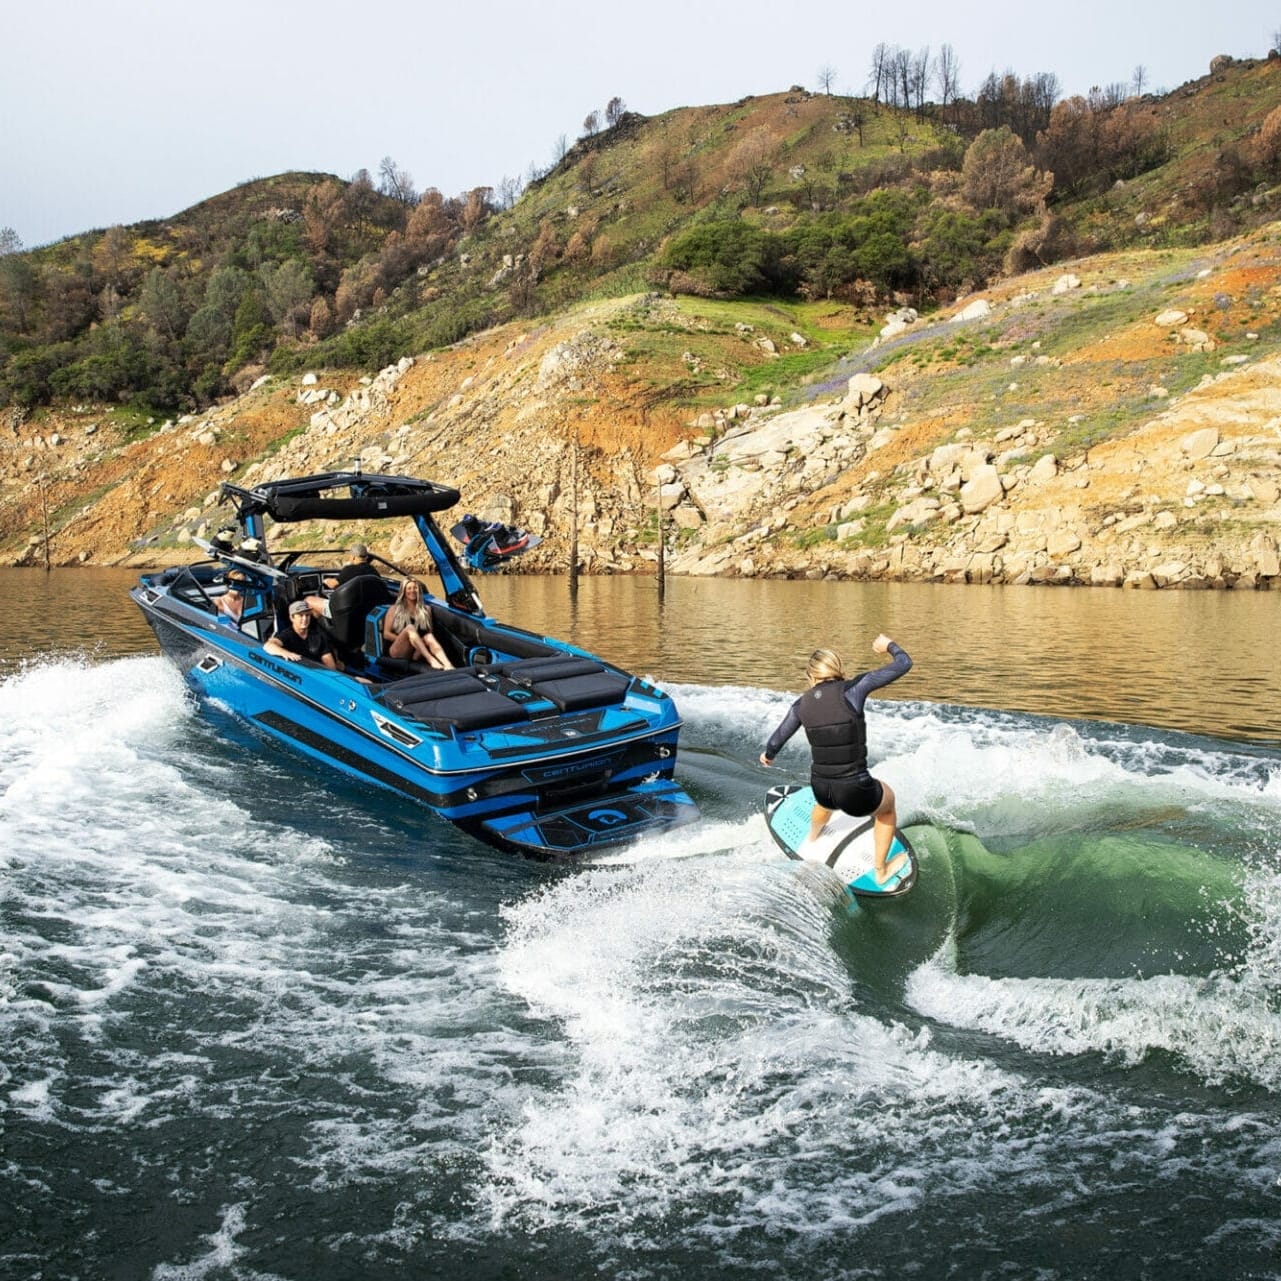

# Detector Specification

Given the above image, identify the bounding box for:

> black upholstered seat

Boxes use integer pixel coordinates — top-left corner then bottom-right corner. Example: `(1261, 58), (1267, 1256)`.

(380, 670), (528, 731)
(526, 672), (630, 712)
(323, 575), (393, 654)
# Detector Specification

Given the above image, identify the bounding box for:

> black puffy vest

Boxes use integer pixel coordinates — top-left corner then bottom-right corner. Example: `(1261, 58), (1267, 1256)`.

(798, 679), (867, 779)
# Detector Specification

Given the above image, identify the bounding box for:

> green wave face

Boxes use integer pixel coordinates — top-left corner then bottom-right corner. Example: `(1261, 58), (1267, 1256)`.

(930, 825), (1247, 981)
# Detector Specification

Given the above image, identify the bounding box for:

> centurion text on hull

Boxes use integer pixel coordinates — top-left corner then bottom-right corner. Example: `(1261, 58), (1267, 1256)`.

(130, 471), (698, 856)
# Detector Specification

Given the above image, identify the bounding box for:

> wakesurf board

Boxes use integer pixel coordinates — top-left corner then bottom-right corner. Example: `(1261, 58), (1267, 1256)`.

(764, 783), (918, 899)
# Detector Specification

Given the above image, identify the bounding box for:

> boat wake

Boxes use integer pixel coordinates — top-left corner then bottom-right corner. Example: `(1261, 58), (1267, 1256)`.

(4, 655), (1281, 1277)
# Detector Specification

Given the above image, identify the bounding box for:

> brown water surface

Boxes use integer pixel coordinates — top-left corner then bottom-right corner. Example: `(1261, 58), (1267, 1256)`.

(2, 568), (1276, 743)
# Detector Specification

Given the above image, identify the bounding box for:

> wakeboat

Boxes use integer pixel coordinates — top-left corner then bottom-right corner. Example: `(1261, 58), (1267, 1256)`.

(130, 470), (699, 856)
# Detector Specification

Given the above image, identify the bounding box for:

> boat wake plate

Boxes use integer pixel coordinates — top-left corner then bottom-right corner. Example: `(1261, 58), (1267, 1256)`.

(473, 778), (699, 856)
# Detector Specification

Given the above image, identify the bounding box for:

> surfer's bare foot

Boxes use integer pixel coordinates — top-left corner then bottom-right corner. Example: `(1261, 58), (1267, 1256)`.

(808, 824), (828, 843)
(875, 853), (908, 885)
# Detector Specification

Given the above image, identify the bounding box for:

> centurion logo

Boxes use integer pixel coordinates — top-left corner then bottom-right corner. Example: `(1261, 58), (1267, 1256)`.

(587, 808), (629, 828)
(525, 756), (607, 783)
(248, 651), (302, 685)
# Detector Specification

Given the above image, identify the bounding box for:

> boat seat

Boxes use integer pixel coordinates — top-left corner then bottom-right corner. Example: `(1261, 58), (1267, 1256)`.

(379, 670), (529, 731)
(374, 654), (434, 679)
(491, 654), (628, 711)
(400, 691), (529, 731)
(322, 575), (394, 655)
(437, 612), (563, 662)
(382, 671), (490, 704)
(501, 656), (607, 684)
(364, 605), (389, 658)
(525, 672), (631, 712)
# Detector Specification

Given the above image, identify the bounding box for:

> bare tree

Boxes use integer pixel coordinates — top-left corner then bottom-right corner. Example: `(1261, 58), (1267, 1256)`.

(347, 168), (378, 235)
(553, 133), (570, 164)
(302, 179), (346, 255)
(652, 126), (680, 191)
(868, 43), (891, 104)
(850, 102), (867, 145)
(1131, 64), (1148, 96)
(730, 129), (774, 204)
(893, 47), (914, 109)
(0, 226), (21, 256)
(935, 43), (960, 113)
(460, 187), (494, 233)
(582, 110), (601, 137)
(817, 64), (838, 94)
(977, 70), (1060, 145)
(1089, 82), (1127, 111)
(605, 96), (626, 127)
(495, 174), (523, 210)
(377, 156), (417, 206)
(910, 45), (931, 116)
(671, 157), (698, 204)
(962, 126), (1052, 222)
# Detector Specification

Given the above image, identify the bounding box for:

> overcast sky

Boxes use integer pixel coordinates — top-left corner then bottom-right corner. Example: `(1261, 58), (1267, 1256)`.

(4, 0), (1276, 249)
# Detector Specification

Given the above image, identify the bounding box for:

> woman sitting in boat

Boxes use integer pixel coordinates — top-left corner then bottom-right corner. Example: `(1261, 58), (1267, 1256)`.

(383, 579), (453, 670)
(215, 571), (249, 628)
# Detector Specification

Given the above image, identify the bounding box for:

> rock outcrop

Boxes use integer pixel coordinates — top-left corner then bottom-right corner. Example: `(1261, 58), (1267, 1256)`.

(3, 267), (1280, 592)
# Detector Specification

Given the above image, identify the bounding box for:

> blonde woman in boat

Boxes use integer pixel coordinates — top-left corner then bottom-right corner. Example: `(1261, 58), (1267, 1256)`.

(383, 578), (452, 669)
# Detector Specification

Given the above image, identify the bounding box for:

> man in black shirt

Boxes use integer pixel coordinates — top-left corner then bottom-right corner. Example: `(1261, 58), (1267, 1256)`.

(265, 600), (344, 671)
(329, 543), (380, 587)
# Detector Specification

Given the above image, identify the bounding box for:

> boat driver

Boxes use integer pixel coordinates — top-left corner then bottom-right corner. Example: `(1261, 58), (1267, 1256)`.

(325, 542), (380, 588)
(301, 542), (382, 623)
(265, 600), (345, 671)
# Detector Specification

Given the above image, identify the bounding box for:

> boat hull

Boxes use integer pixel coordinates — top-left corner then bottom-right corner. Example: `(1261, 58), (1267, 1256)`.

(133, 587), (698, 857)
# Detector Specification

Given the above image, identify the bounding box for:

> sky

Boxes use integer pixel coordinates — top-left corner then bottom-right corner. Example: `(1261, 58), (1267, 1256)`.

(3, 0), (1277, 250)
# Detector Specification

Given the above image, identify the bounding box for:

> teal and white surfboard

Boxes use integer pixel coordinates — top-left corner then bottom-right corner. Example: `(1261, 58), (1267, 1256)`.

(764, 783), (918, 900)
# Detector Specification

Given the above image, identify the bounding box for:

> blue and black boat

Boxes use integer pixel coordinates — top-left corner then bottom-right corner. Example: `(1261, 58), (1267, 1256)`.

(130, 470), (699, 856)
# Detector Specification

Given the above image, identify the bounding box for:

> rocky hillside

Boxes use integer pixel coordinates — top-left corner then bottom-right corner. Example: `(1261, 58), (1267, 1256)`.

(3, 221), (1279, 590)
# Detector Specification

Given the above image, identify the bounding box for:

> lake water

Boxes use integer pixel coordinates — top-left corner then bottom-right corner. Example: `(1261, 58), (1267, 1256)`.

(3, 568), (1281, 1279)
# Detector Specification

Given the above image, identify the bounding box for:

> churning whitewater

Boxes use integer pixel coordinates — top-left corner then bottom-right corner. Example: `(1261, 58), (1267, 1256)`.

(3, 654), (1281, 1279)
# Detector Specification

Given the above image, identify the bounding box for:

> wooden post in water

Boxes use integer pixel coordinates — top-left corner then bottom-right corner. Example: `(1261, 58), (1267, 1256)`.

(568, 421), (579, 599)
(655, 480), (666, 603)
(38, 472), (51, 572)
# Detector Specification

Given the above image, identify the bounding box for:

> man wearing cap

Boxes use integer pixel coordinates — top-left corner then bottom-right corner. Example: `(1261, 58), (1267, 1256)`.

(326, 543), (379, 588)
(265, 600), (344, 671)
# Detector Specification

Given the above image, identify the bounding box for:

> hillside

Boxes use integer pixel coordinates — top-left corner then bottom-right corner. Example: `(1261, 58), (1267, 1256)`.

(6, 55), (1281, 415)
(3, 217), (1279, 591)
(1, 56), (1280, 589)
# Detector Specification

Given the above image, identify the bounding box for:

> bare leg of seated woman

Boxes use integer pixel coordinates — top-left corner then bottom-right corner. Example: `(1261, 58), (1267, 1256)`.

(419, 630), (453, 669)
(388, 627), (451, 670)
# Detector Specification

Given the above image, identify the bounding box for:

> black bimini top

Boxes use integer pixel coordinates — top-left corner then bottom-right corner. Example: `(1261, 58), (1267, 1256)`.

(223, 472), (461, 523)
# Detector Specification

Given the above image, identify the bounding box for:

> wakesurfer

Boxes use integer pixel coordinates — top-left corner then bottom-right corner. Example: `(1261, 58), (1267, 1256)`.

(760, 634), (912, 885)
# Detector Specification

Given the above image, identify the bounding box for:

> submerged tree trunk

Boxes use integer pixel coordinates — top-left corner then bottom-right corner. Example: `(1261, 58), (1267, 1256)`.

(656, 488), (665, 603)
(38, 473), (51, 572)
(569, 422), (579, 599)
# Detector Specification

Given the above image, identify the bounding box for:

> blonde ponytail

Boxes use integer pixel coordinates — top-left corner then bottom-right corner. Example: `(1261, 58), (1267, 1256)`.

(806, 648), (846, 686)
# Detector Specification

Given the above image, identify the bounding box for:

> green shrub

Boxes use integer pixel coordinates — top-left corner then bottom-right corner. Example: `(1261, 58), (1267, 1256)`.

(660, 220), (796, 296)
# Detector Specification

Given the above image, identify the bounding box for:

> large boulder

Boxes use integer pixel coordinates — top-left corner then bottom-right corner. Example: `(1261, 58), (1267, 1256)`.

(959, 465), (1004, 514)
(952, 298), (991, 322)
(846, 373), (887, 410)
(1180, 427), (1219, 460)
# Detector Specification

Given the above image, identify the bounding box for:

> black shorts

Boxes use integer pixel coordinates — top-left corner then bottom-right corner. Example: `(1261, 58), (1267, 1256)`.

(812, 773), (883, 817)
